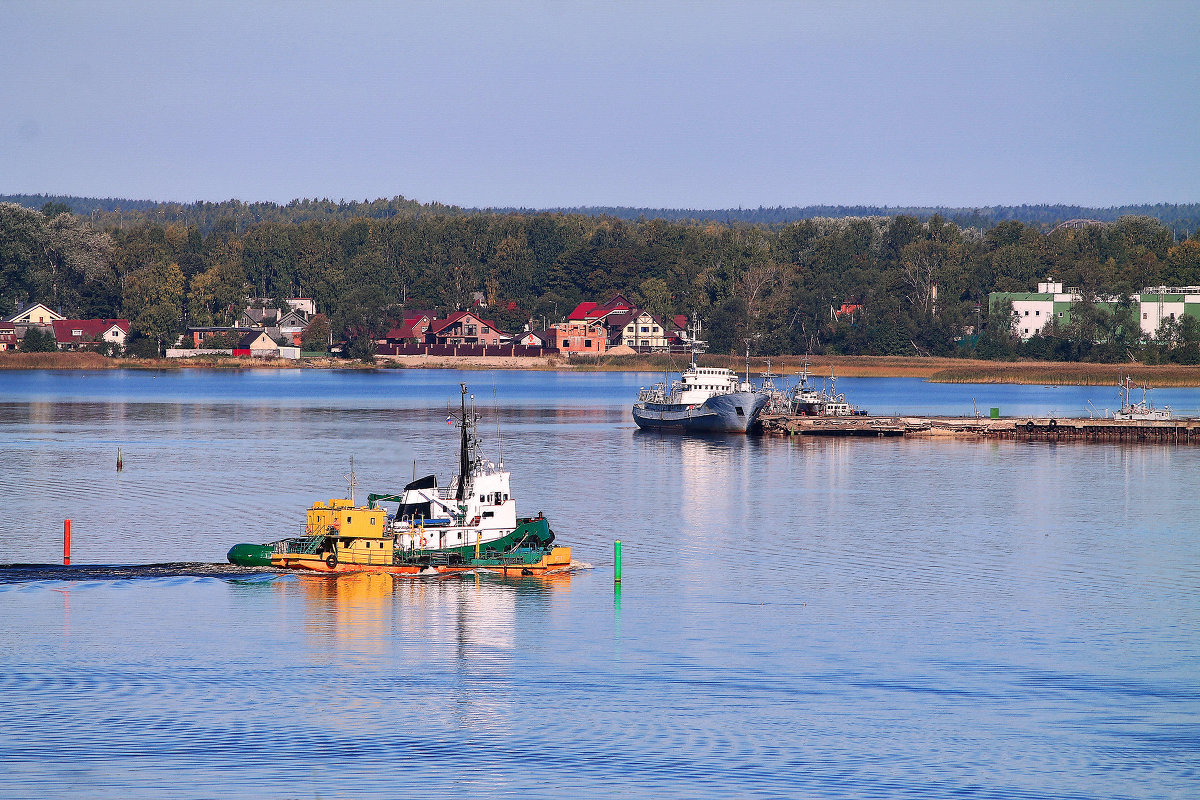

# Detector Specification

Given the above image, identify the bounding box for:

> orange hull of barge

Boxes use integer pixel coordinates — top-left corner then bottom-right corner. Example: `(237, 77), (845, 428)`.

(271, 547), (572, 577)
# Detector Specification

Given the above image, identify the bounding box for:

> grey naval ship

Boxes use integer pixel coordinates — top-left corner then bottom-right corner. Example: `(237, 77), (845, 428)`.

(632, 318), (768, 434)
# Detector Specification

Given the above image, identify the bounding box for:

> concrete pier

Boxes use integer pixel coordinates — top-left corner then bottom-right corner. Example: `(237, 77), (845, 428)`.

(759, 414), (1200, 443)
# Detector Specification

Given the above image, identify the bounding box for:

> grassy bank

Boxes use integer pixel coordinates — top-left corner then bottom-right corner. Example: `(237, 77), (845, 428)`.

(4, 350), (1200, 386)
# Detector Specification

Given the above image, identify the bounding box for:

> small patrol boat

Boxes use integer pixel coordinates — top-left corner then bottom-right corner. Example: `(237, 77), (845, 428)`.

(1112, 376), (1171, 421)
(227, 384), (572, 576)
(787, 363), (866, 417)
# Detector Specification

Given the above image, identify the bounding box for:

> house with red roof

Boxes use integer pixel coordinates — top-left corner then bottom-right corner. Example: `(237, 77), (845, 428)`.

(51, 319), (130, 352)
(426, 311), (509, 346)
(0, 323), (16, 351)
(567, 301), (598, 321)
(569, 294), (635, 324)
(562, 294), (643, 348)
(382, 312), (436, 344)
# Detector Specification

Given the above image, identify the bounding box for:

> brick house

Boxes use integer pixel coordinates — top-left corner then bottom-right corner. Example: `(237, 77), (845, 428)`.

(381, 312), (436, 344)
(426, 311), (508, 346)
(548, 320), (607, 354)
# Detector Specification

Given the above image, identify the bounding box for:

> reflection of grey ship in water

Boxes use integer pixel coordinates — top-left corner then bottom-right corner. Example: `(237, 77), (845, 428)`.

(633, 317), (768, 434)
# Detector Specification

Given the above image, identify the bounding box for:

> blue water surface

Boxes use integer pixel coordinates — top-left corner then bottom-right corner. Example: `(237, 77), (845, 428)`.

(1, 369), (1198, 799)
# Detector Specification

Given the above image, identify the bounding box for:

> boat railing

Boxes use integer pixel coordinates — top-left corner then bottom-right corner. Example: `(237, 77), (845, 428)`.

(278, 535), (324, 555)
(638, 383), (670, 403)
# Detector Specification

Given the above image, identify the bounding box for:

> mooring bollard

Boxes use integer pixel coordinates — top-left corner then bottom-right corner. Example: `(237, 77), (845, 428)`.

(614, 539), (622, 583)
(64, 519), (71, 566)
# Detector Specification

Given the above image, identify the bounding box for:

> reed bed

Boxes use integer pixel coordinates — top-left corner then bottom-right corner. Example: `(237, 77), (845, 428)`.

(0, 351), (121, 369)
(575, 353), (965, 378)
(929, 362), (1200, 387)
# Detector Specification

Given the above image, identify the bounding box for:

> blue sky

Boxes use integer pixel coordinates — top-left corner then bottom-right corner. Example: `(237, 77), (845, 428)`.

(2, 1), (1197, 208)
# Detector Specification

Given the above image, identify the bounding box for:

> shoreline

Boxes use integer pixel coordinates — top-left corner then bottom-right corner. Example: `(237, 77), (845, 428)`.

(3, 351), (1200, 386)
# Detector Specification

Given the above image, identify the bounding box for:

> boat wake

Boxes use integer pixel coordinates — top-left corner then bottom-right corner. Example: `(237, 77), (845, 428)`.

(0, 562), (276, 584)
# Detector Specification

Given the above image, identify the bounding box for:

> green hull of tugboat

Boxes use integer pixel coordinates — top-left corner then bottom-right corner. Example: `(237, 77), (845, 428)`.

(227, 543), (274, 567)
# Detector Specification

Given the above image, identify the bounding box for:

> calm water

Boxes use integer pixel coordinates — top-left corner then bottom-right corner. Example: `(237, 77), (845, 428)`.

(1, 369), (1198, 799)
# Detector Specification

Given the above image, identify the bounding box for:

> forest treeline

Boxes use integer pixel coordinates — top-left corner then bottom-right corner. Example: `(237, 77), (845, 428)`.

(4, 194), (1200, 238)
(2, 198), (1200, 361)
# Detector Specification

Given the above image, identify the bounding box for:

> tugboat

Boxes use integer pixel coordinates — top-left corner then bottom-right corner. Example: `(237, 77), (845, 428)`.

(227, 384), (573, 576)
(632, 316), (768, 434)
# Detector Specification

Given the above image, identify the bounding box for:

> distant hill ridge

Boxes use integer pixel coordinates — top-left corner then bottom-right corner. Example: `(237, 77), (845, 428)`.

(3, 193), (1198, 235)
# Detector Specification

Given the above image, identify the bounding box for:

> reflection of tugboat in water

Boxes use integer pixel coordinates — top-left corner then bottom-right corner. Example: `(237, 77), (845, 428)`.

(1112, 376), (1172, 421)
(227, 384), (574, 576)
(632, 316), (768, 434)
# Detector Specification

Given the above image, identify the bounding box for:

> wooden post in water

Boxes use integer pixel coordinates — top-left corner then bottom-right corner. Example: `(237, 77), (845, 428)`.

(117, 447), (123, 471)
(63, 519), (71, 566)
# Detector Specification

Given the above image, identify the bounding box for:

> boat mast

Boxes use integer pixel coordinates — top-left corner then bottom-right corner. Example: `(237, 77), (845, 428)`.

(457, 383), (470, 501)
(345, 456), (358, 507)
(744, 339), (751, 386)
(690, 312), (702, 369)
